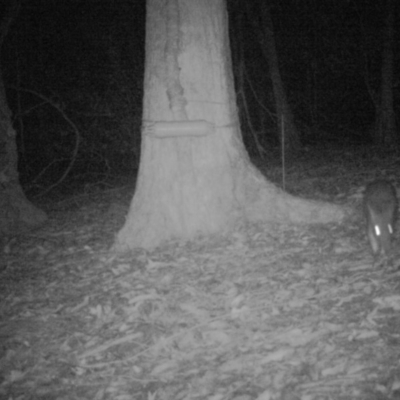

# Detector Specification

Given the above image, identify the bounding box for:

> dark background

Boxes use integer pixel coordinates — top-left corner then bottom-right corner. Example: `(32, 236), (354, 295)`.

(1, 0), (398, 195)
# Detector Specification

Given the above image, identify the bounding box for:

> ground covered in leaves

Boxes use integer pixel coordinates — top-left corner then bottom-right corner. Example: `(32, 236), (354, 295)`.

(1, 146), (400, 400)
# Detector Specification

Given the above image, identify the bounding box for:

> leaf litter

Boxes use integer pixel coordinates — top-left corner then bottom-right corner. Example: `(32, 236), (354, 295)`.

(1, 178), (400, 400)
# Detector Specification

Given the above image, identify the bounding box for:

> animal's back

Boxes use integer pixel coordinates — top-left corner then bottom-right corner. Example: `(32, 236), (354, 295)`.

(364, 180), (397, 256)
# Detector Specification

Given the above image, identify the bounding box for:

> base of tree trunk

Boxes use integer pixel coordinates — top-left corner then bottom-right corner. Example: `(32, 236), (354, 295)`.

(114, 160), (345, 251)
(0, 185), (47, 237)
(240, 164), (345, 224)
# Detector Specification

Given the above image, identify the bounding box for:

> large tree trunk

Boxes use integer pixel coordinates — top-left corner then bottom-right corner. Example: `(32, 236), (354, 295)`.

(374, 0), (395, 145)
(115, 0), (344, 251)
(0, 1), (47, 238)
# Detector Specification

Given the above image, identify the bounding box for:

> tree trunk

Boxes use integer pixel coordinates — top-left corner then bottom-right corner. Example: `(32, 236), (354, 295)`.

(115, 0), (344, 251)
(245, 2), (300, 154)
(260, 4), (300, 154)
(0, 1), (47, 238)
(374, 0), (395, 145)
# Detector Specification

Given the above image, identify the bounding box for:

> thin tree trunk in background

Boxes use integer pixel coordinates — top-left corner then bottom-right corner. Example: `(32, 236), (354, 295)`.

(232, 10), (266, 158)
(0, 1), (47, 237)
(261, 4), (300, 153)
(374, 0), (395, 146)
(246, 2), (300, 154)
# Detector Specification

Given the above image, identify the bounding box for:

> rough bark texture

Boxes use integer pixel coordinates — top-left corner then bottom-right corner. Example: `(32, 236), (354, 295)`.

(115, 0), (345, 251)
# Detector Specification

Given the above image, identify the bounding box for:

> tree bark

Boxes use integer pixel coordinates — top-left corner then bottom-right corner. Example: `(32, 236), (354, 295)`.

(0, 1), (47, 237)
(115, 0), (344, 251)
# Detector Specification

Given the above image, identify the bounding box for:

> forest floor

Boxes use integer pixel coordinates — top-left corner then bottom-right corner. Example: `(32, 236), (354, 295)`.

(1, 145), (400, 400)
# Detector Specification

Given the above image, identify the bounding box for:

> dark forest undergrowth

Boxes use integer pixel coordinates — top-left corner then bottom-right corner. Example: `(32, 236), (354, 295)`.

(1, 145), (400, 400)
